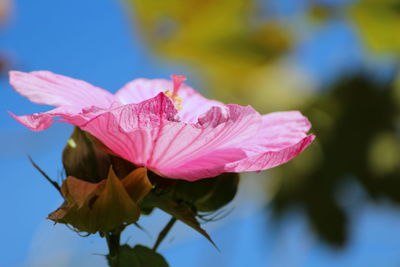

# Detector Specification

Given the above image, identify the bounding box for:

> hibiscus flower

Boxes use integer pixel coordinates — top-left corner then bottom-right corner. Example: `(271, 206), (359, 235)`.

(9, 71), (315, 181)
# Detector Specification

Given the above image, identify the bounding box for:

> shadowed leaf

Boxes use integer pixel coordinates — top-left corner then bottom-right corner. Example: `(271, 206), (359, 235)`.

(173, 172), (239, 212)
(107, 245), (169, 267)
(144, 193), (217, 248)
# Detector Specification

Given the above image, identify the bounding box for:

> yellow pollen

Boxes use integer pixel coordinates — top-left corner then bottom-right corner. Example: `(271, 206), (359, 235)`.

(67, 138), (77, 148)
(164, 90), (183, 110)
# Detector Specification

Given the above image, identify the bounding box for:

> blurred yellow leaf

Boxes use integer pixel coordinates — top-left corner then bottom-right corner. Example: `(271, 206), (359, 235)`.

(126, 0), (294, 111)
(349, 0), (400, 55)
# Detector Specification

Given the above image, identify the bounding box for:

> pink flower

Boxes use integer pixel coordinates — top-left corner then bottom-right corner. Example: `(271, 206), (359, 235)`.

(9, 71), (315, 181)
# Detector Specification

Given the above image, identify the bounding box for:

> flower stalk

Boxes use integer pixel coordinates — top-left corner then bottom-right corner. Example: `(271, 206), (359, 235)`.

(106, 230), (121, 257)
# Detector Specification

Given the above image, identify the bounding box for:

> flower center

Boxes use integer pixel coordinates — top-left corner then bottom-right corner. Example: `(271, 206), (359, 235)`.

(164, 74), (186, 110)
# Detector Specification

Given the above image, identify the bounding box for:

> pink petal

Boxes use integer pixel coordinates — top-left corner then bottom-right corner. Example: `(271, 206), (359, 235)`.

(224, 111), (315, 173)
(80, 93), (263, 180)
(81, 93), (178, 166)
(255, 111), (312, 150)
(9, 111), (55, 131)
(154, 111), (315, 180)
(58, 106), (110, 126)
(10, 106), (107, 131)
(224, 134), (315, 173)
(149, 104), (262, 169)
(9, 71), (114, 108)
(156, 147), (248, 180)
(115, 78), (223, 123)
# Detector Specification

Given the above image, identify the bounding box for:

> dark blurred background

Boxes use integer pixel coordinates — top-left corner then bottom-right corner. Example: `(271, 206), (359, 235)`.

(1, 0), (400, 266)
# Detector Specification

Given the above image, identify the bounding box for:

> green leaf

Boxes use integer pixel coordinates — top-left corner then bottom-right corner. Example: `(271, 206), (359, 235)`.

(173, 173), (240, 212)
(107, 245), (169, 267)
(144, 193), (217, 248)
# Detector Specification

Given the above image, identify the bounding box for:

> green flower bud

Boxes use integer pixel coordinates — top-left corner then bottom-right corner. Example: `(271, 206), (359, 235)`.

(172, 173), (239, 212)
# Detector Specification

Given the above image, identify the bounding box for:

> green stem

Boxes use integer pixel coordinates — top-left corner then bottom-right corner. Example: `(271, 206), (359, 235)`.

(106, 230), (121, 267)
(152, 217), (177, 252)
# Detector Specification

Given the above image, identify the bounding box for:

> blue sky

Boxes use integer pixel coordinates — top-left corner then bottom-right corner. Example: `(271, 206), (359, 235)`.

(1, 0), (400, 266)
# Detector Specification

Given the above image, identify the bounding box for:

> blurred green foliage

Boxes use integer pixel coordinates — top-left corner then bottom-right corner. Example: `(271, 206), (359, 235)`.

(271, 74), (400, 246)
